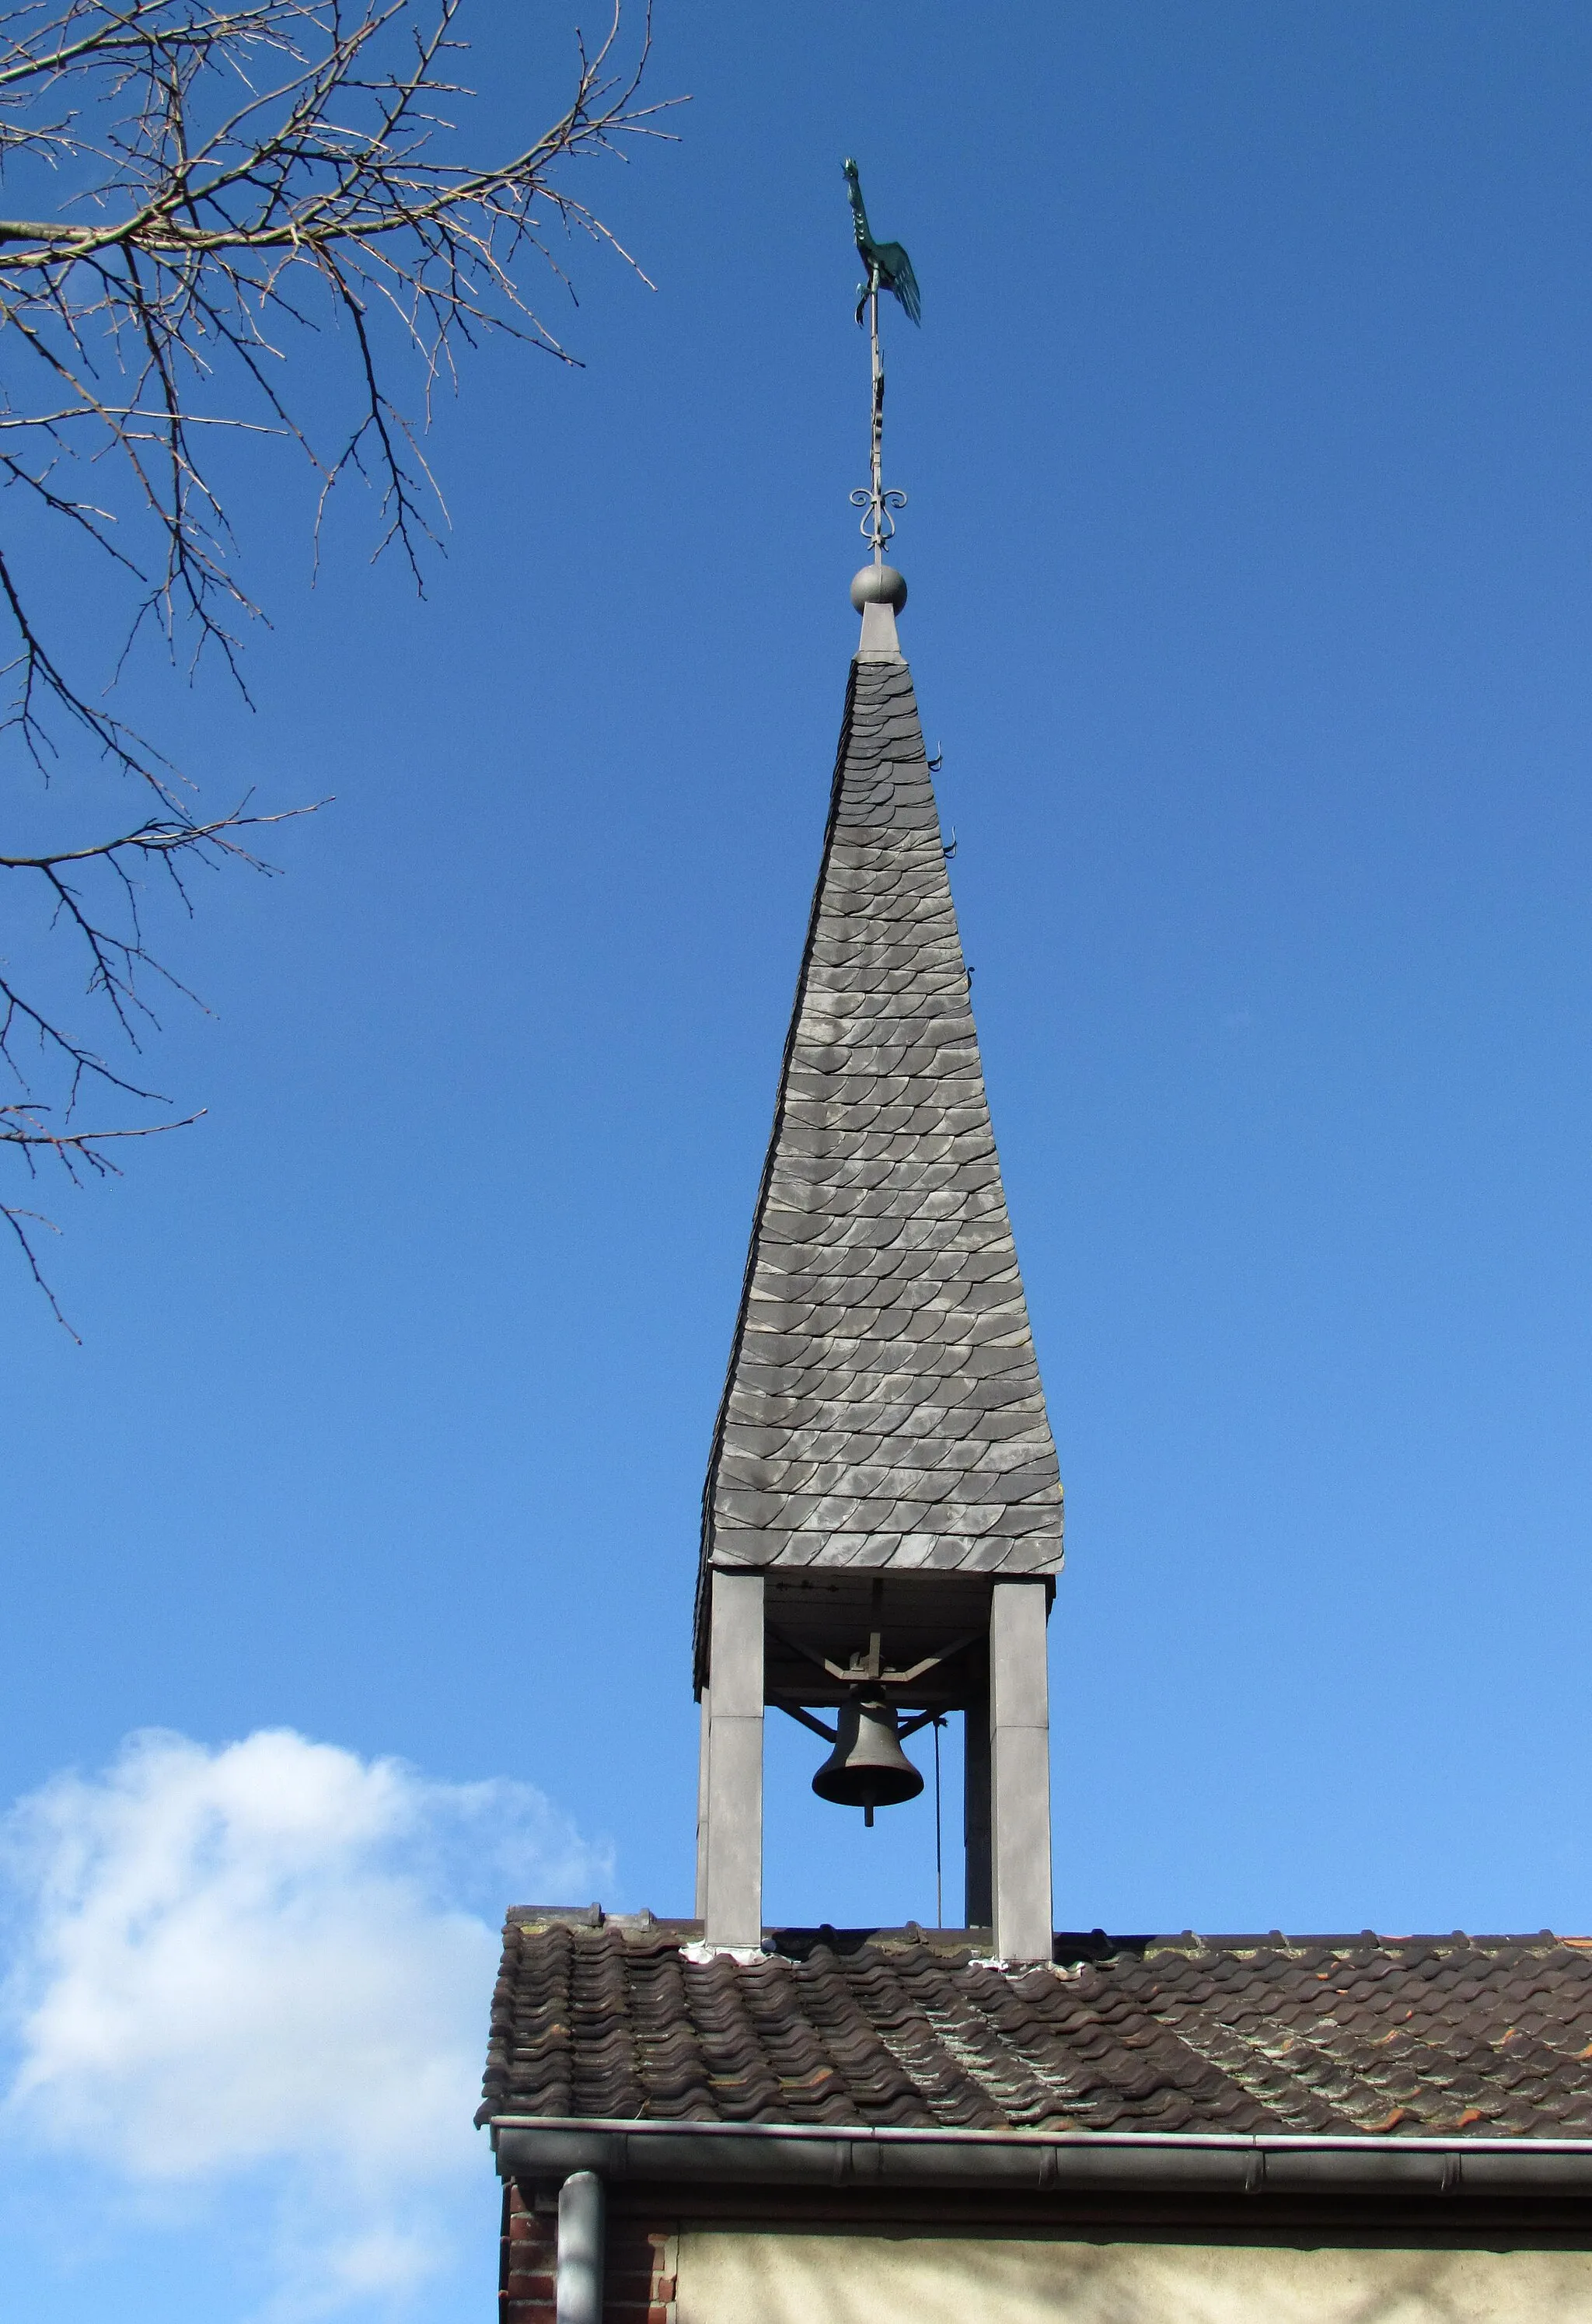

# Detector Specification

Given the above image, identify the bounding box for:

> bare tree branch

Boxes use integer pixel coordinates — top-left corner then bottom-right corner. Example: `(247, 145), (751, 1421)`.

(0, 0), (672, 1323)
(2, 1103), (204, 1333)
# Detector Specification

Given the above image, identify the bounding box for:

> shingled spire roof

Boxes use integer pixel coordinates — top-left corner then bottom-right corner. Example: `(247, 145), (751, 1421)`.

(697, 621), (1062, 1658)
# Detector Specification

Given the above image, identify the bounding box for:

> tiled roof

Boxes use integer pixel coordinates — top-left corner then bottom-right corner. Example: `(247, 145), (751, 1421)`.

(699, 651), (1062, 1637)
(480, 1917), (1592, 2140)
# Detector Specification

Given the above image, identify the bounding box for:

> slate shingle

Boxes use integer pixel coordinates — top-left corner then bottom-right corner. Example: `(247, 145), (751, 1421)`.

(697, 652), (1062, 1664)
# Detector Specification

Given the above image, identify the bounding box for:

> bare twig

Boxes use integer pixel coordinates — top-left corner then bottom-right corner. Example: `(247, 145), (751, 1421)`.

(2, 1103), (203, 1333)
(0, 0), (672, 1320)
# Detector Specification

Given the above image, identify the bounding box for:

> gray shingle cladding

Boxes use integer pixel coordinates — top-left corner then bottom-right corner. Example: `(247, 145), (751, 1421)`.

(700, 650), (1063, 1601)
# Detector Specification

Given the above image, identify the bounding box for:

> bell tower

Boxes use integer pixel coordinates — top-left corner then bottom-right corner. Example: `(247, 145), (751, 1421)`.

(692, 564), (1063, 1964)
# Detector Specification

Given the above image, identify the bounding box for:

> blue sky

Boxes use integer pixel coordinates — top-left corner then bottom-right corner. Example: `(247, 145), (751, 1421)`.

(5, 2), (1592, 2318)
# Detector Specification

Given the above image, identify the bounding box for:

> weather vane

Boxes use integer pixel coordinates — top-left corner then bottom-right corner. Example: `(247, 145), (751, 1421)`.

(843, 159), (920, 566)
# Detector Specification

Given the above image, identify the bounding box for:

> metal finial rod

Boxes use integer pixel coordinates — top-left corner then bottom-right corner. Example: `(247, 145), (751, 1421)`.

(869, 283), (883, 558)
(850, 280), (907, 559)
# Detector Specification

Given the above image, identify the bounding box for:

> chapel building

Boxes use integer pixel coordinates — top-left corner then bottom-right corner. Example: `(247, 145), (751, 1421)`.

(478, 564), (1592, 2324)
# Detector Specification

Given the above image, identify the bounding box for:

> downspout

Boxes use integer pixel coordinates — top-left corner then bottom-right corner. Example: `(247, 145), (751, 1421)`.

(556, 2170), (605, 2324)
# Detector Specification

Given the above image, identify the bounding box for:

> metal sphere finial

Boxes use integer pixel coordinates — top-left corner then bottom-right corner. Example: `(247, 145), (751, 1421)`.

(850, 563), (907, 613)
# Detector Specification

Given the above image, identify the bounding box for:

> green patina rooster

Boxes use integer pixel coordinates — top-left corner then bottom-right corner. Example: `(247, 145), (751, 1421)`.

(843, 158), (921, 327)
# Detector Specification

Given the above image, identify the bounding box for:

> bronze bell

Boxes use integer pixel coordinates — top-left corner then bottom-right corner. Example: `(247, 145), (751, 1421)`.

(812, 1697), (924, 1825)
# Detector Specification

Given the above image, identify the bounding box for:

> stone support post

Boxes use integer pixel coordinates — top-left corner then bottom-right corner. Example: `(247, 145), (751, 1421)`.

(989, 1578), (1053, 1963)
(693, 1685), (711, 1922)
(702, 1569), (764, 1951)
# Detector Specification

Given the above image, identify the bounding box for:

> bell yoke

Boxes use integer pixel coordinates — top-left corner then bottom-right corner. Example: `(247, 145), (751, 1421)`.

(781, 1577), (962, 1824)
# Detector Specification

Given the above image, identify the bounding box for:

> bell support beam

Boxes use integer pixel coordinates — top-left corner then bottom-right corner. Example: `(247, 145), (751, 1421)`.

(700, 1569), (765, 1952)
(989, 1578), (1053, 1963)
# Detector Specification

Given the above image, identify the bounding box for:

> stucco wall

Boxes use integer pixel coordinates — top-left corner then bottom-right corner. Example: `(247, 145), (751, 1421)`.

(676, 2230), (1592, 2324)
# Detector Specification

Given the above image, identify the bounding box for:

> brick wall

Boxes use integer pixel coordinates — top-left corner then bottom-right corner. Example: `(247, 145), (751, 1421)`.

(499, 2182), (676, 2324)
(608, 2217), (677, 2324)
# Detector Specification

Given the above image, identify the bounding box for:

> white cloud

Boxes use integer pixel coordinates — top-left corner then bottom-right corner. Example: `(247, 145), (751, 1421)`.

(0, 1728), (611, 2319)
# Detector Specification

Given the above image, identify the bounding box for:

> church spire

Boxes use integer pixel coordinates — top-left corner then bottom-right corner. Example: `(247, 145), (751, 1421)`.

(690, 173), (1060, 1967)
(698, 643), (1063, 1600)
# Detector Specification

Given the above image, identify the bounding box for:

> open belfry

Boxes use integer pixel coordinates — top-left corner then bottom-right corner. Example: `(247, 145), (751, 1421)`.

(480, 165), (1592, 2324)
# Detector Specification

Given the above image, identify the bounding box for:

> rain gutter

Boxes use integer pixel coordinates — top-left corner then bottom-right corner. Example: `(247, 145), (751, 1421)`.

(492, 2118), (1592, 2199)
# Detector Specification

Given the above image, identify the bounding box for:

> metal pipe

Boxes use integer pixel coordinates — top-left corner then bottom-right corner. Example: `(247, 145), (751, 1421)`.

(555, 2169), (604, 2324)
(868, 280), (884, 564)
(497, 2119), (1592, 2201)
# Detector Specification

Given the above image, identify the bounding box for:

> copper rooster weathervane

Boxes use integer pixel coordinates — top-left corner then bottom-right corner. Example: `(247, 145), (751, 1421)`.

(843, 159), (920, 564)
